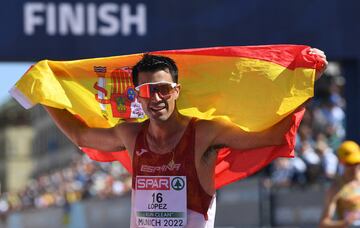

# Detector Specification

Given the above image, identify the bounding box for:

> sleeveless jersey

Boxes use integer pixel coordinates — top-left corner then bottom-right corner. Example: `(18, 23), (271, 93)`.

(130, 118), (216, 228)
(336, 180), (360, 226)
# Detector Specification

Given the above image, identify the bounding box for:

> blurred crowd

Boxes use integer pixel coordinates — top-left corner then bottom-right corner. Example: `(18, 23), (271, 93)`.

(267, 63), (347, 188)
(0, 154), (131, 217)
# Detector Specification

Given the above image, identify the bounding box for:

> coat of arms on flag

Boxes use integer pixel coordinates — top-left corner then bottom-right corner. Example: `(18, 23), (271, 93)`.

(93, 65), (144, 120)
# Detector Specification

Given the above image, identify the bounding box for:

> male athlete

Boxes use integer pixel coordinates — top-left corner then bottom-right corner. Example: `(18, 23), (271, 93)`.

(44, 49), (327, 227)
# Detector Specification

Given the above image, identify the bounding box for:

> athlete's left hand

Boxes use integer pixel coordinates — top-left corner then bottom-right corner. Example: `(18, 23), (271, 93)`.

(309, 48), (328, 80)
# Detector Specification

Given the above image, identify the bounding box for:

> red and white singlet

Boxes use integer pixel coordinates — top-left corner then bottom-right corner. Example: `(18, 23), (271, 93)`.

(130, 118), (216, 228)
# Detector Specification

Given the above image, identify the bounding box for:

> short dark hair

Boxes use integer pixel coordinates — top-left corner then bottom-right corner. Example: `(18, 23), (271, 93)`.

(132, 54), (178, 86)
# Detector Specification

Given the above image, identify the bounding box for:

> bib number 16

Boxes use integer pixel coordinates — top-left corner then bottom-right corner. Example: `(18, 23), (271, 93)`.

(152, 193), (163, 203)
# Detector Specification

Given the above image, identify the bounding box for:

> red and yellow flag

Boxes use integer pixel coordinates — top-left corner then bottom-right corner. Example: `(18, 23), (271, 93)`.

(10, 45), (324, 189)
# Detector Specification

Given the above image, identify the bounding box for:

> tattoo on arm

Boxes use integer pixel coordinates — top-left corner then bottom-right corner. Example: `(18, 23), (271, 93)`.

(211, 144), (226, 150)
(203, 144), (226, 161)
(118, 145), (126, 151)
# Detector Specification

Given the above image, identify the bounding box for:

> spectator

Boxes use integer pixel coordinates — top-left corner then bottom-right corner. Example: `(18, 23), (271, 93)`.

(298, 140), (322, 183)
(315, 139), (339, 181)
(0, 154), (131, 214)
(270, 158), (294, 187)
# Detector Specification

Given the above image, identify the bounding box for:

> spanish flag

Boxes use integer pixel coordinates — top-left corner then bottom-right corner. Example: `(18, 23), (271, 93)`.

(9, 45), (324, 189)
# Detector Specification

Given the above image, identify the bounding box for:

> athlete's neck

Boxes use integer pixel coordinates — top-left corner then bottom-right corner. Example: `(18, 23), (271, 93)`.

(147, 109), (189, 141)
(343, 166), (360, 183)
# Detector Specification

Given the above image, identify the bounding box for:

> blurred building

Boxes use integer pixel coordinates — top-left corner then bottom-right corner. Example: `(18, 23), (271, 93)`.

(0, 99), (81, 193)
(0, 99), (33, 192)
(30, 105), (80, 176)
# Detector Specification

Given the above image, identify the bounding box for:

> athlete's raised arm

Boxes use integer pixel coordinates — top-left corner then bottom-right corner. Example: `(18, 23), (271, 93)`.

(43, 105), (137, 152)
(202, 48), (328, 151)
(199, 110), (297, 151)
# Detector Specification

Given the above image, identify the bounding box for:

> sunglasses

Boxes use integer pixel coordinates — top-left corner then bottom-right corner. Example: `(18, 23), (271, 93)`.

(343, 162), (360, 167)
(135, 81), (177, 99)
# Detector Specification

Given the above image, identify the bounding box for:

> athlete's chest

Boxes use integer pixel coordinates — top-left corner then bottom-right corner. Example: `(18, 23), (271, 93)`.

(338, 183), (360, 209)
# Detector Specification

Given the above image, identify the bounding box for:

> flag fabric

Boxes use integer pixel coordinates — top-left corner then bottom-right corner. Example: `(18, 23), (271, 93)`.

(10, 45), (324, 189)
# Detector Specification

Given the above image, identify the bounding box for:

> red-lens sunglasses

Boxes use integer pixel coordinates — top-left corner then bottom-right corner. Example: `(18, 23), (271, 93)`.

(135, 81), (177, 99)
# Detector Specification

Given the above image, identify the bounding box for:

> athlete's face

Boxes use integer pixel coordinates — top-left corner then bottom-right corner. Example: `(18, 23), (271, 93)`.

(136, 70), (180, 121)
(345, 163), (360, 173)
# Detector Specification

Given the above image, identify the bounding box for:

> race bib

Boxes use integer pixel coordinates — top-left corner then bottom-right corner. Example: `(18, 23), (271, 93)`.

(345, 211), (360, 227)
(134, 176), (187, 228)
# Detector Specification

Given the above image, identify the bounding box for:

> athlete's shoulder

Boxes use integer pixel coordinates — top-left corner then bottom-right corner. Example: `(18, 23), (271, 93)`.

(194, 117), (230, 131)
(114, 121), (145, 137)
(327, 177), (345, 199)
(193, 118), (229, 146)
(114, 121), (147, 156)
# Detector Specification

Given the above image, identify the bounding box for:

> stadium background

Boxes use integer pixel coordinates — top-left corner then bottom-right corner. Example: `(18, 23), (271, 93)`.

(0, 0), (359, 227)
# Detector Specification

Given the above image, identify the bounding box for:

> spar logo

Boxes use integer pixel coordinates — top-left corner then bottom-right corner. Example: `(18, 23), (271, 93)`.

(136, 177), (170, 190)
(171, 177), (185, 191)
